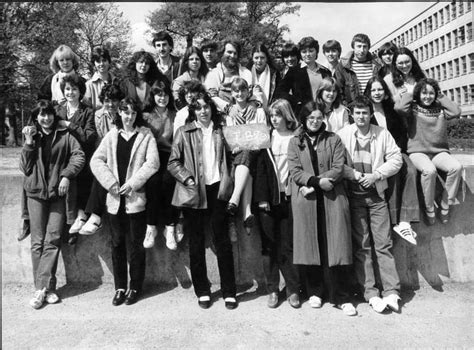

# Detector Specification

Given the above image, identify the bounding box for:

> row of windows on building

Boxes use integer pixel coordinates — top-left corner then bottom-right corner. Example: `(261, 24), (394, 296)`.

(439, 84), (474, 108)
(394, 1), (471, 48)
(411, 23), (473, 62)
(424, 54), (473, 84)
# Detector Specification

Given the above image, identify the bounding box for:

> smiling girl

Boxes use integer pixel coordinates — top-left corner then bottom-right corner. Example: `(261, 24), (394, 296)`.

(21, 100), (85, 308)
(315, 77), (349, 132)
(395, 78), (462, 225)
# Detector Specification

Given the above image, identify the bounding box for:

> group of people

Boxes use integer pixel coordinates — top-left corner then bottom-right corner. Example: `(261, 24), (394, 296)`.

(20, 30), (463, 315)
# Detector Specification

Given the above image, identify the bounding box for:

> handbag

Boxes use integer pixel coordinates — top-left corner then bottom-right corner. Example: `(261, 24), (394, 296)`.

(171, 181), (199, 208)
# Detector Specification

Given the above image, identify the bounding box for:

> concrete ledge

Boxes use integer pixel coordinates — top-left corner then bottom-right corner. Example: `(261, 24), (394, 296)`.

(2, 154), (473, 290)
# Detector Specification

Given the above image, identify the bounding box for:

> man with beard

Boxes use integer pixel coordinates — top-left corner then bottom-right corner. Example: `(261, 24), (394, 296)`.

(204, 39), (252, 112)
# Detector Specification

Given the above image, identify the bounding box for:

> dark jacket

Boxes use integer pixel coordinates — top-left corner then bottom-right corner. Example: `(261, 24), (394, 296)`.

(334, 51), (382, 106)
(253, 148), (282, 207)
(274, 64), (331, 116)
(168, 121), (231, 209)
(157, 54), (182, 83)
(20, 127), (85, 200)
(56, 102), (97, 159)
(371, 103), (408, 153)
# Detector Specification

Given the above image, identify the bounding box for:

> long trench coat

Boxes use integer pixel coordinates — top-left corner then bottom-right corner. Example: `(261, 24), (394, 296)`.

(287, 129), (352, 266)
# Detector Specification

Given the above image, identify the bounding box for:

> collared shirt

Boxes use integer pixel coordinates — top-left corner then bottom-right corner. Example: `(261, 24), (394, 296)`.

(84, 72), (115, 111)
(118, 127), (138, 141)
(196, 121), (220, 185)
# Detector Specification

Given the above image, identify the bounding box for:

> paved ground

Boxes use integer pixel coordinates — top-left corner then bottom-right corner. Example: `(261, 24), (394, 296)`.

(2, 281), (473, 349)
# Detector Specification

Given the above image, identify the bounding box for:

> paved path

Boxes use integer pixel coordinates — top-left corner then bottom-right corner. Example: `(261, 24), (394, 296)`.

(2, 282), (473, 349)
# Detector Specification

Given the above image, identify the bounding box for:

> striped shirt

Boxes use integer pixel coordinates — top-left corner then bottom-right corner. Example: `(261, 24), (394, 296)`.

(351, 60), (373, 92)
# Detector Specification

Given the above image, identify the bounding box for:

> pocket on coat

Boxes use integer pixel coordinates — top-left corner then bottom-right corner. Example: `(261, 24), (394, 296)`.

(172, 182), (199, 208)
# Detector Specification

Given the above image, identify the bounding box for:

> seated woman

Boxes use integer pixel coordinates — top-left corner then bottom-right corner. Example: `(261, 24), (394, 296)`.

(395, 78), (462, 225)
(90, 98), (159, 306)
(20, 100), (85, 308)
(168, 92), (238, 310)
(172, 46), (208, 110)
(288, 102), (356, 316)
(142, 80), (181, 250)
(120, 50), (168, 111)
(315, 77), (349, 132)
(225, 77), (267, 236)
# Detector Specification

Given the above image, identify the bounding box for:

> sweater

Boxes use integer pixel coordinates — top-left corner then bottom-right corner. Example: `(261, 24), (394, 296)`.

(395, 94), (461, 155)
(90, 126), (160, 214)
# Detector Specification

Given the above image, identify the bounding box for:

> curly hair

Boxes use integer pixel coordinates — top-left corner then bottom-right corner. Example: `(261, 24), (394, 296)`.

(125, 50), (164, 86)
(60, 74), (87, 100)
(412, 78), (440, 106)
(177, 80), (207, 108)
(186, 92), (222, 130)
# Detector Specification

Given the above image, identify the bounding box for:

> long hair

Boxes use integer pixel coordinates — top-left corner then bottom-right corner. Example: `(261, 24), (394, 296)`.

(412, 78), (440, 107)
(177, 80), (207, 109)
(186, 92), (222, 130)
(364, 76), (395, 111)
(125, 50), (164, 86)
(144, 80), (175, 113)
(114, 97), (145, 129)
(99, 83), (124, 104)
(268, 99), (299, 131)
(391, 47), (425, 88)
(49, 45), (80, 73)
(315, 77), (342, 110)
(180, 46), (208, 78)
(297, 101), (325, 149)
(248, 42), (277, 71)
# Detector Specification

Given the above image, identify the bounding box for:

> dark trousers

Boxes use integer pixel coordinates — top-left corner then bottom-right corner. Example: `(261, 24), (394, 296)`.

(85, 178), (106, 216)
(76, 168), (94, 210)
(258, 194), (300, 296)
(108, 202), (147, 291)
(146, 151), (179, 226)
(299, 200), (350, 305)
(27, 197), (65, 291)
(182, 182), (236, 299)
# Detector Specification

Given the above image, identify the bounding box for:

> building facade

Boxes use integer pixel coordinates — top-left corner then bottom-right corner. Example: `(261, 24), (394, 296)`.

(372, 1), (473, 118)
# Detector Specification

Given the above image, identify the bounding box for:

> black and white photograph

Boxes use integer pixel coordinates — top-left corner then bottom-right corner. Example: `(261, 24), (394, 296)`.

(1, 1), (473, 348)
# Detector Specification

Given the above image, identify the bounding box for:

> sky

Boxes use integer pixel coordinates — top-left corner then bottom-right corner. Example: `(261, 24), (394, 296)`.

(117, 2), (433, 60)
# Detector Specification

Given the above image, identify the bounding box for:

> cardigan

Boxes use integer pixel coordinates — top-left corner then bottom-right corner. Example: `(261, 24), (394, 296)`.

(90, 126), (160, 214)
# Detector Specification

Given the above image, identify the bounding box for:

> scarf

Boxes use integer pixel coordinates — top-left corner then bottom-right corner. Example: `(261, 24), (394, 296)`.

(251, 64), (271, 108)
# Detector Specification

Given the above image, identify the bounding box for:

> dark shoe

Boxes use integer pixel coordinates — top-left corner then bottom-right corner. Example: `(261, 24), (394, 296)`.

(267, 292), (279, 308)
(112, 289), (126, 306)
(224, 297), (238, 310)
(243, 214), (255, 229)
(18, 219), (31, 241)
(425, 210), (436, 226)
(226, 202), (238, 216)
(198, 296), (211, 309)
(124, 289), (139, 305)
(288, 293), (301, 308)
(68, 233), (78, 245)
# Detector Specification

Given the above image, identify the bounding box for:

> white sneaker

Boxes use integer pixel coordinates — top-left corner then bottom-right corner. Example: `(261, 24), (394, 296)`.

(339, 302), (357, 316)
(393, 222), (417, 245)
(79, 215), (102, 235)
(69, 216), (86, 234)
(308, 295), (322, 308)
(164, 225), (177, 250)
(383, 294), (401, 312)
(29, 288), (46, 309)
(45, 291), (60, 304)
(143, 225), (158, 248)
(175, 222), (184, 243)
(369, 296), (387, 313)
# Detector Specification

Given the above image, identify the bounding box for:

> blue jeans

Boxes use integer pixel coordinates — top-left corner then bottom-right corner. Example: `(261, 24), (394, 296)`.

(27, 197), (66, 291)
(349, 194), (400, 301)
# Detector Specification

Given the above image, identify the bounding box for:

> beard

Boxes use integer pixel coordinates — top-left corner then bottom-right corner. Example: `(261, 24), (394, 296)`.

(222, 55), (238, 71)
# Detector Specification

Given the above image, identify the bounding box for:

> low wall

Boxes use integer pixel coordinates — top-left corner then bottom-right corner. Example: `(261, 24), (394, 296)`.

(2, 154), (473, 291)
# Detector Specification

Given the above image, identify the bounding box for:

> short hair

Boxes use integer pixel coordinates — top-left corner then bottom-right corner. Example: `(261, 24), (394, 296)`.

(315, 77), (342, 109)
(281, 42), (301, 61)
(49, 45), (80, 73)
(322, 40), (342, 55)
(413, 78), (440, 105)
(230, 77), (249, 92)
(152, 31), (174, 48)
(178, 80), (206, 108)
(298, 37), (319, 53)
(268, 99), (299, 131)
(377, 42), (398, 59)
(222, 39), (242, 59)
(186, 92), (222, 129)
(351, 33), (371, 49)
(91, 46), (112, 65)
(31, 100), (58, 128)
(115, 97), (145, 129)
(60, 74), (87, 99)
(200, 39), (218, 51)
(350, 95), (373, 115)
(181, 46), (208, 78)
(99, 83), (124, 104)
(145, 80), (175, 112)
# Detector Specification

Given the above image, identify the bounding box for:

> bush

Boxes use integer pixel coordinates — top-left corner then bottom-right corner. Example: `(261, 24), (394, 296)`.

(448, 118), (474, 150)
